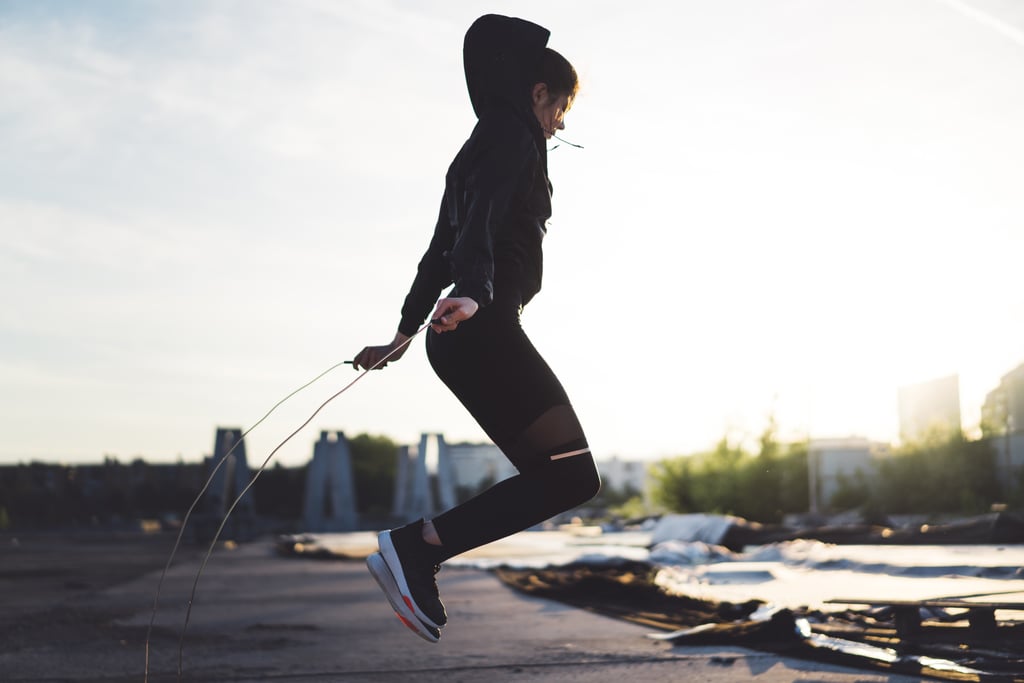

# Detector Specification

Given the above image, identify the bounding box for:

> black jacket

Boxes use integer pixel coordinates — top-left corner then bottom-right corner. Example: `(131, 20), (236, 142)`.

(398, 15), (553, 337)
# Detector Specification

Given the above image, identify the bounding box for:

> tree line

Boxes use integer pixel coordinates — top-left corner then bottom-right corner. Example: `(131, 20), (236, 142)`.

(645, 421), (1016, 524)
(3, 426), (1019, 531)
(0, 434), (401, 531)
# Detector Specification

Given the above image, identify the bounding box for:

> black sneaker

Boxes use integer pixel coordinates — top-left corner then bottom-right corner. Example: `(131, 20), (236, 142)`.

(366, 552), (440, 643)
(377, 520), (447, 629)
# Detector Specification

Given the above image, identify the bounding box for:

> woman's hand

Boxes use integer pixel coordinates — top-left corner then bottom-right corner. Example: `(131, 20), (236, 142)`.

(430, 297), (479, 333)
(352, 331), (410, 370)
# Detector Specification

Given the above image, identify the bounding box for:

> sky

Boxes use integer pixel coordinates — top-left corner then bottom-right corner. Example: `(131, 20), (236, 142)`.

(2, 0), (1023, 467)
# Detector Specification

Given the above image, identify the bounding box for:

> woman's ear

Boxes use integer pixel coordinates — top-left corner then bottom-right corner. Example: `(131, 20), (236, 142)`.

(531, 82), (549, 105)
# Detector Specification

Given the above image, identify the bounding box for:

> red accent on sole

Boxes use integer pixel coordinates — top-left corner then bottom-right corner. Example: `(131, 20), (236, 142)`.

(395, 612), (418, 632)
(402, 595), (415, 612)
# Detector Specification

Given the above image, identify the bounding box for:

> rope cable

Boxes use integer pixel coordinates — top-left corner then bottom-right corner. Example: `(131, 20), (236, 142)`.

(144, 320), (433, 681)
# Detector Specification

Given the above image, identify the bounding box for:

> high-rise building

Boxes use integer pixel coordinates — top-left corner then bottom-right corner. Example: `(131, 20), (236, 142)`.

(897, 374), (962, 443)
(981, 363), (1024, 436)
(980, 363), (1024, 496)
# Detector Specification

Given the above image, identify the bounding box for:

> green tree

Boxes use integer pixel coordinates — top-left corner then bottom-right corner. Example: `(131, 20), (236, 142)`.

(778, 439), (809, 515)
(737, 419), (782, 522)
(649, 420), (809, 523)
(349, 433), (398, 517)
(649, 453), (694, 512)
(829, 469), (871, 511)
(693, 437), (748, 514)
(873, 428), (999, 515)
(253, 462), (305, 520)
(650, 437), (748, 516)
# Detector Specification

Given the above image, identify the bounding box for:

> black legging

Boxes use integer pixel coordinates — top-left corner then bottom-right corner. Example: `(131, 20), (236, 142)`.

(425, 289), (601, 561)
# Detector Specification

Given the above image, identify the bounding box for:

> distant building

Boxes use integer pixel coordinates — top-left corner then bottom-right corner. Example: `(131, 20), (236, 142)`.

(598, 456), (649, 496)
(392, 434), (458, 519)
(429, 440), (652, 502)
(0, 458), (206, 529)
(303, 431), (358, 532)
(202, 427), (255, 519)
(980, 362), (1024, 495)
(446, 441), (516, 493)
(808, 437), (890, 514)
(194, 427), (257, 541)
(981, 362), (1024, 436)
(897, 374), (962, 443)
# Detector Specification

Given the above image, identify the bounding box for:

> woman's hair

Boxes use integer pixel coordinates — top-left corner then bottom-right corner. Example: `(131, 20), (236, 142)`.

(535, 47), (578, 102)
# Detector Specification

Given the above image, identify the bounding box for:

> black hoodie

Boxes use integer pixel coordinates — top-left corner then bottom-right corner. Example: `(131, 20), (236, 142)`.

(398, 15), (554, 337)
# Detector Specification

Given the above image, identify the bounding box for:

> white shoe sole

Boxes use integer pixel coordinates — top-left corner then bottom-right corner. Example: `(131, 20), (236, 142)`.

(366, 552), (439, 643)
(377, 530), (445, 630)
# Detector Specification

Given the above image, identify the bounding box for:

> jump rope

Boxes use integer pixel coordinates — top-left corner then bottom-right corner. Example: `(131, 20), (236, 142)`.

(144, 134), (583, 682)
(143, 318), (439, 682)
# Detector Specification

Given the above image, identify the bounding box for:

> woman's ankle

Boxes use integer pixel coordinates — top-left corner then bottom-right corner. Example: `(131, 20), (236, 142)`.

(422, 519), (443, 546)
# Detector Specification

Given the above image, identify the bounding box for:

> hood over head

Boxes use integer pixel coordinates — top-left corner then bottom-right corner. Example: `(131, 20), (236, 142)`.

(463, 14), (550, 120)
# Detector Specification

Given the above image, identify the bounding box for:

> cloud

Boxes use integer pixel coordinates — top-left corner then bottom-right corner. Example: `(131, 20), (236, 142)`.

(0, 2), (465, 183)
(936, 0), (1024, 47)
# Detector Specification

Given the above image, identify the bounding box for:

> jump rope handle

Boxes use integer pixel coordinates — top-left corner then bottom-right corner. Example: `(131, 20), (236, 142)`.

(345, 317), (448, 365)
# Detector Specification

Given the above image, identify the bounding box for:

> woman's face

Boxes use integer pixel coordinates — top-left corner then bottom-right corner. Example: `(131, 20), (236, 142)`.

(531, 84), (572, 140)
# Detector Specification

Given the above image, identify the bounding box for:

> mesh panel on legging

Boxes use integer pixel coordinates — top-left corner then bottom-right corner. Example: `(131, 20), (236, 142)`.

(504, 404), (588, 470)
(429, 404), (601, 562)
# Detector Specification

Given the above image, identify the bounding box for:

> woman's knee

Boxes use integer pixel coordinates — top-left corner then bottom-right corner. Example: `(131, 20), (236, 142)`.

(554, 453), (601, 508)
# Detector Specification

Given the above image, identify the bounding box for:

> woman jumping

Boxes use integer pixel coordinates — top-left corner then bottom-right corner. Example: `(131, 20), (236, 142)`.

(353, 14), (601, 642)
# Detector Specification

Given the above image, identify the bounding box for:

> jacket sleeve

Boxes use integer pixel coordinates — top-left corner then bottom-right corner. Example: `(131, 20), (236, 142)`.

(398, 194), (456, 337)
(448, 123), (536, 307)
